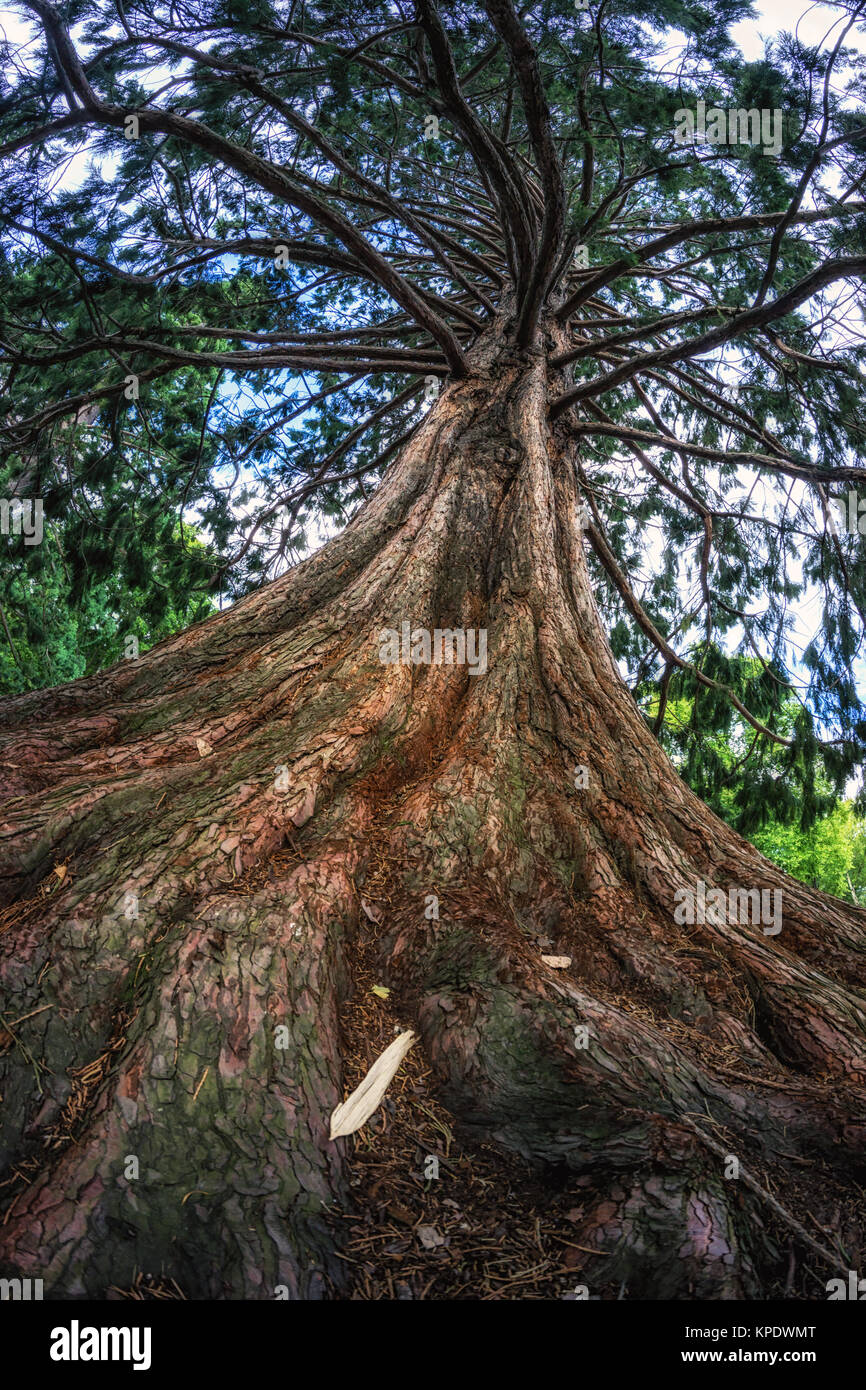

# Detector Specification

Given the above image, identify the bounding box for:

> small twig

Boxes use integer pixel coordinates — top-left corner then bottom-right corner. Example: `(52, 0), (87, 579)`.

(181, 1189), (211, 1205)
(553, 1239), (611, 1257)
(6, 1003), (53, 1028)
(714, 1065), (812, 1092)
(682, 1116), (848, 1276)
(2, 1189), (23, 1226)
(0, 1011), (43, 1094)
(784, 1245), (796, 1296)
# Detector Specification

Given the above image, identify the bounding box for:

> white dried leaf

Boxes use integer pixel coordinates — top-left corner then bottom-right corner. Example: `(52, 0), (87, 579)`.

(542, 955), (572, 969)
(417, 1225), (444, 1250)
(329, 1029), (416, 1140)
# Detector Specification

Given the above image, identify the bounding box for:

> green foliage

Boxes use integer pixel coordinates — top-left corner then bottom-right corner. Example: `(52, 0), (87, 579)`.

(0, 514), (215, 695)
(750, 803), (865, 903)
(648, 660), (866, 900)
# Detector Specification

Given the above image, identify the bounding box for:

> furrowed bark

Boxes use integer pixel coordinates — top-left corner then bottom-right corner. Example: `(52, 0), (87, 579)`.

(0, 317), (864, 1298)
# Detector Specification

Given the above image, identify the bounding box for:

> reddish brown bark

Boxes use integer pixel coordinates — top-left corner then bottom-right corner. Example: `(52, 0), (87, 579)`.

(0, 319), (864, 1298)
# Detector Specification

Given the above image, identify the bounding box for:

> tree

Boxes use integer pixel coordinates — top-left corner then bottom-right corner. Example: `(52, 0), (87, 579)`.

(1, 0), (865, 1301)
(651, 664), (866, 898)
(0, 513), (216, 694)
(751, 802), (865, 901)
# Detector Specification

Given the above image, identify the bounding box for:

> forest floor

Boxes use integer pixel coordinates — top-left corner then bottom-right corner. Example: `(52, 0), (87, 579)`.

(327, 916), (866, 1301)
(327, 942), (591, 1300)
(5, 849), (862, 1301)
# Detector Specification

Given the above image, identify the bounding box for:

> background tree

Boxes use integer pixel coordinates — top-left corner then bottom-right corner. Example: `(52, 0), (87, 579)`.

(649, 659), (866, 898)
(0, 514), (215, 692)
(1, 0), (865, 1300)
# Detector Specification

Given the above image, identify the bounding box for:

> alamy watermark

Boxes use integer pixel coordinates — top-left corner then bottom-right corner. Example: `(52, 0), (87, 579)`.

(829, 491), (866, 536)
(0, 1275), (43, 1299)
(674, 880), (782, 935)
(0, 497), (43, 545)
(826, 1270), (866, 1299)
(674, 101), (783, 156)
(49, 1321), (151, 1370)
(378, 621), (487, 676)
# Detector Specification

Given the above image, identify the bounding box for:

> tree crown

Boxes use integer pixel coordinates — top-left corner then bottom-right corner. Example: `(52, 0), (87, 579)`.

(1, 0), (865, 815)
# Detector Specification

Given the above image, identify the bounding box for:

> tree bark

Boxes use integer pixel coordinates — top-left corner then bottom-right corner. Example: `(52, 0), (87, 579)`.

(1, 318), (864, 1299)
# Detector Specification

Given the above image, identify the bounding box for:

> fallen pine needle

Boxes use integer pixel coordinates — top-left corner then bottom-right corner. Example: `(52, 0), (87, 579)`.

(6, 1004), (53, 1028)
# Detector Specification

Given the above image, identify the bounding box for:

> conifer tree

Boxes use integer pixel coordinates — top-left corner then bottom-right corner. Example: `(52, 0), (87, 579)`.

(1, 0), (865, 1298)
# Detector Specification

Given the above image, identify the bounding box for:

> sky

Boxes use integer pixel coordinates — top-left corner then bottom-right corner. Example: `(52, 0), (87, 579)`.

(735, 0), (865, 58)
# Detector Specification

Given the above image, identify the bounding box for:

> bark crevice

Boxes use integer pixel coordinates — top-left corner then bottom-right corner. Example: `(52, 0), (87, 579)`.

(1, 328), (864, 1297)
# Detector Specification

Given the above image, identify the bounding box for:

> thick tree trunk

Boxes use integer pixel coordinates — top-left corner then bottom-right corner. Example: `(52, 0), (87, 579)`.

(1, 320), (864, 1299)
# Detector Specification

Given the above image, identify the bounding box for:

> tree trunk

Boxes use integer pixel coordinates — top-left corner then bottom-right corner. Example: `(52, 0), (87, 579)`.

(1, 319), (864, 1299)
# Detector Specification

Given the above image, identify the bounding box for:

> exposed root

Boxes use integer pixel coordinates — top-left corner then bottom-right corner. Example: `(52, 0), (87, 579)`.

(0, 350), (864, 1298)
